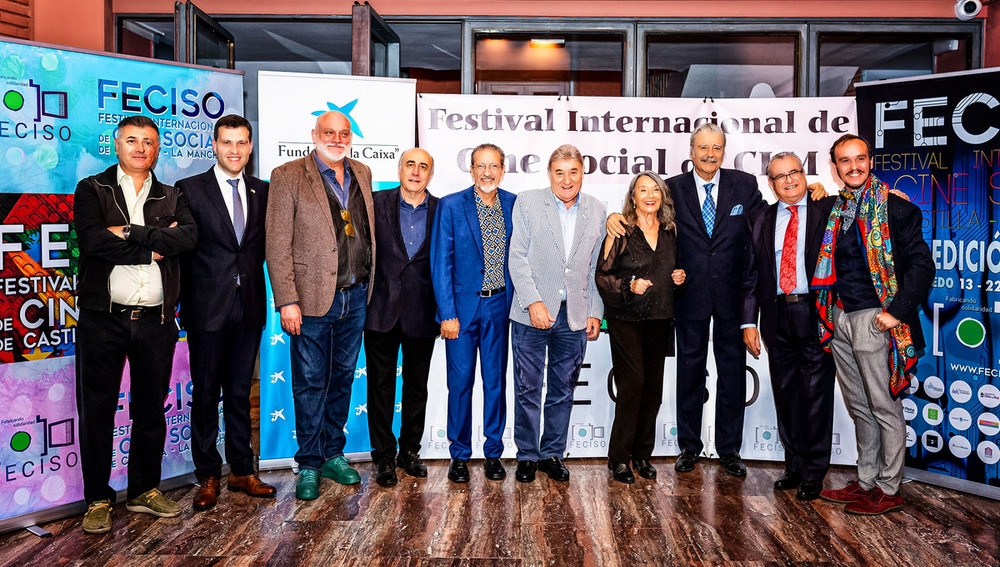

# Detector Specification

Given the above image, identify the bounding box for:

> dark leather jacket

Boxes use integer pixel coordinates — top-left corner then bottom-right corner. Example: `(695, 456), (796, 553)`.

(74, 164), (198, 323)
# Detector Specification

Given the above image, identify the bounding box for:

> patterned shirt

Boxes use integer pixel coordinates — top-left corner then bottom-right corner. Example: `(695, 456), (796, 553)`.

(476, 192), (507, 291)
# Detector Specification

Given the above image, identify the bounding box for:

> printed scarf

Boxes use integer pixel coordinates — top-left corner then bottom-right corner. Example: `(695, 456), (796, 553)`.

(812, 175), (916, 399)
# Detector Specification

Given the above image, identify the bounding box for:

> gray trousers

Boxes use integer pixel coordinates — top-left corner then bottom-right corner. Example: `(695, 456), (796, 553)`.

(830, 306), (905, 495)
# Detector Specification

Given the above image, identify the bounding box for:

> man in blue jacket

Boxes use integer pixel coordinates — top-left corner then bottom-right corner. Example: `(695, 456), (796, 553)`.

(431, 143), (516, 483)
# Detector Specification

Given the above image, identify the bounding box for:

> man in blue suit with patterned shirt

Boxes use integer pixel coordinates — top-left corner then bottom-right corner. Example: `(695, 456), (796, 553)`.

(431, 143), (516, 484)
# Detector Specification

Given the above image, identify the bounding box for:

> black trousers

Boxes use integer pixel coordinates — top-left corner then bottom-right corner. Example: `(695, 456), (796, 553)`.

(675, 314), (746, 456)
(364, 322), (436, 462)
(76, 307), (178, 503)
(767, 300), (836, 481)
(606, 318), (672, 463)
(187, 297), (262, 480)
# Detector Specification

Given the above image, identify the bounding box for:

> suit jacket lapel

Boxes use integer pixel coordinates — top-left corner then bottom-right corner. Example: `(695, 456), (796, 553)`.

(679, 175), (709, 239)
(715, 171), (736, 231)
(463, 188), (485, 261)
(543, 196), (567, 263)
(763, 205), (778, 283)
(305, 152), (338, 241)
(386, 188), (407, 257)
(203, 168), (239, 244)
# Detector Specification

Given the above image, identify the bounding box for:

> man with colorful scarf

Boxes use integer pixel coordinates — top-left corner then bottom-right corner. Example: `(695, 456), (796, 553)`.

(812, 134), (933, 515)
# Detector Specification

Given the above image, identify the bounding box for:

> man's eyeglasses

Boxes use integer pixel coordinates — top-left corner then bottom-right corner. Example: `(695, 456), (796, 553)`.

(474, 163), (502, 173)
(769, 169), (803, 183)
(341, 209), (355, 237)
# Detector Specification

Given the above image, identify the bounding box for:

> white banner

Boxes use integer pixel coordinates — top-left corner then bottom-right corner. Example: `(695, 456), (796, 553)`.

(256, 71), (416, 466)
(417, 94), (860, 464)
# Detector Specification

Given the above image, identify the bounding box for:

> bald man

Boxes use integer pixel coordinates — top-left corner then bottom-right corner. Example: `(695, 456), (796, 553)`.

(265, 111), (376, 500)
(364, 148), (440, 487)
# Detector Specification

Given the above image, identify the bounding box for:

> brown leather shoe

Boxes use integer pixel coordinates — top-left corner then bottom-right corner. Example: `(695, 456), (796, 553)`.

(193, 477), (220, 511)
(227, 473), (277, 498)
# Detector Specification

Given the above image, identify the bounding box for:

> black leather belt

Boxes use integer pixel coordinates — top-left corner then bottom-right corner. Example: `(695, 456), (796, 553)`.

(111, 303), (160, 320)
(478, 286), (505, 297)
(778, 293), (811, 303)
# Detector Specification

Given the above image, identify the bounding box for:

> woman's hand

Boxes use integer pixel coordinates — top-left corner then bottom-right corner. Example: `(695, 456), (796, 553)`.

(671, 269), (686, 285)
(631, 277), (653, 295)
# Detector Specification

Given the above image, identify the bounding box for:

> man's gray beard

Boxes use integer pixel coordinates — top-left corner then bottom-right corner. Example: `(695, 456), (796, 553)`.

(317, 144), (349, 163)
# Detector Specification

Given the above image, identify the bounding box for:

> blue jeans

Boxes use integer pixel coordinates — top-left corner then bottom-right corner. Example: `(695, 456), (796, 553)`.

(511, 303), (587, 461)
(289, 284), (367, 470)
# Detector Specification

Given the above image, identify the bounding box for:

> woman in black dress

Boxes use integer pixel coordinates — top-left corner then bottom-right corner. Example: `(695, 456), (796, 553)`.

(596, 171), (685, 484)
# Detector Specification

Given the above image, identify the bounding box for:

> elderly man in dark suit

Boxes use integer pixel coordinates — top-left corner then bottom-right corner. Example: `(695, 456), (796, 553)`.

(365, 148), (439, 487)
(178, 114), (276, 511)
(741, 152), (837, 501)
(265, 110), (376, 500)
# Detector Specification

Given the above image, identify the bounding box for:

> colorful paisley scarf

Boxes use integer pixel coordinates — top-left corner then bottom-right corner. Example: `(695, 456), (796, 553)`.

(812, 175), (916, 399)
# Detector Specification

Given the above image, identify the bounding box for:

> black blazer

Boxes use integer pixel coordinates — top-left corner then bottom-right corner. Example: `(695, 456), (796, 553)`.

(882, 194), (934, 351)
(668, 168), (765, 320)
(177, 167), (269, 332)
(742, 196), (835, 345)
(365, 187), (439, 337)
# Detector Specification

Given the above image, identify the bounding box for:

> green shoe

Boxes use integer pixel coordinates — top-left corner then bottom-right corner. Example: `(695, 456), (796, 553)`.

(125, 488), (181, 518)
(321, 456), (361, 485)
(82, 500), (112, 534)
(296, 468), (321, 500)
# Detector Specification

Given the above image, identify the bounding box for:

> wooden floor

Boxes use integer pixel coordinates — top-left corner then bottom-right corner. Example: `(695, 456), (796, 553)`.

(2, 458), (998, 567)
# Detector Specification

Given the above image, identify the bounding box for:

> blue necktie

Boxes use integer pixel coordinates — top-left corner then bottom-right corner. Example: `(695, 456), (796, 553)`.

(702, 182), (716, 237)
(228, 178), (245, 244)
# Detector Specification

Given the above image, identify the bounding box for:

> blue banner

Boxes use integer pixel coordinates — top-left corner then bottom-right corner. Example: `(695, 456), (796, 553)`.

(857, 68), (1000, 497)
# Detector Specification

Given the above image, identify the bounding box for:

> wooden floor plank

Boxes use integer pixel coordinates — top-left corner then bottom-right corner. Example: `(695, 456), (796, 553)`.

(2, 460), (998, 567)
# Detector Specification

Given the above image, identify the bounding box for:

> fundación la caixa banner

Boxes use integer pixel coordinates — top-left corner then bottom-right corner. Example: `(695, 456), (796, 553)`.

(0, 38), (243, 531)
(415, 94), (863, 463)
(255, 71), (416, 467)
(857, 68), (1000, 499)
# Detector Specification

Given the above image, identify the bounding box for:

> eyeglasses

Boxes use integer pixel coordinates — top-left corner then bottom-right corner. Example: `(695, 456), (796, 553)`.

(474, 163), (502, 173)
(340, 209), (355, 237)
(769, 169), (803, 183)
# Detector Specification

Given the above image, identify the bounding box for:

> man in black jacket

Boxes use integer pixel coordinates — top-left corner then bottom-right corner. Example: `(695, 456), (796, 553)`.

(74, 115), (197, 534)
(364, 148), (439, 487)
(177, 114), (276, 511)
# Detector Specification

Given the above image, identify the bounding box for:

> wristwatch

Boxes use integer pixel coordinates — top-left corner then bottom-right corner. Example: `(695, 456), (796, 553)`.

(121, 225), (131, 240)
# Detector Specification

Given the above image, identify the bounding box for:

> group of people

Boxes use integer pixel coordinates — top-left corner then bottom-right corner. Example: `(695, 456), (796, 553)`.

(72, 108), (932, 535)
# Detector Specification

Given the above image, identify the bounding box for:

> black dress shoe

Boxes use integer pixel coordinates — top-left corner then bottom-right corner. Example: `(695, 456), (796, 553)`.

(397, 451), (428, 478)
(515, 460), (537, 483)
(632, 459), (657, 479)
(375, 459), (398, 487)
(719, 453), (747, 477)
(608, 460), (635, 484)
(448, 459), (470, 483)
(674, 450), (699, 473)
(774, 471), (802, 490)
(483, 457), (506, 481)
(796, 480), (823, 501)
(537, 457), (570, 482)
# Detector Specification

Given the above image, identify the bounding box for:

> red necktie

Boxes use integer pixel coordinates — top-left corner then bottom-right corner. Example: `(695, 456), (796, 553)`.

(779, 205), (798, 295)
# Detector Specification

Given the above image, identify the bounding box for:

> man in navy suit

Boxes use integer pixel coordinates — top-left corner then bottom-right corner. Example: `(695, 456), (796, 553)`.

(431, 143), (516, 483)
(742, 153), (837, 500)
(178, 114), (277, 510)
(668, 123), (764, 476)
(365, 148), (439, 487)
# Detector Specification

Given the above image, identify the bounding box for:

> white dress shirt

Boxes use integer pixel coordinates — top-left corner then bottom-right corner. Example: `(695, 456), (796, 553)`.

(213, 163), (247, 227)
(108, 166), (163, 307)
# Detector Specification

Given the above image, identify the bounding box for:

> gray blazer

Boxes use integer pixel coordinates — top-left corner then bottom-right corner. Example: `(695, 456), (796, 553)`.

(508, 188), (606, 331)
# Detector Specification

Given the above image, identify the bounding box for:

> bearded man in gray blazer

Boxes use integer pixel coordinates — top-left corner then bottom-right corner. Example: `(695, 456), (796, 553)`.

(508, 144), (606, 483)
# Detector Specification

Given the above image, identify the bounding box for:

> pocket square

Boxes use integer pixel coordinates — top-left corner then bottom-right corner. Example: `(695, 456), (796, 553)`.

(730, 204), (743, 215)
